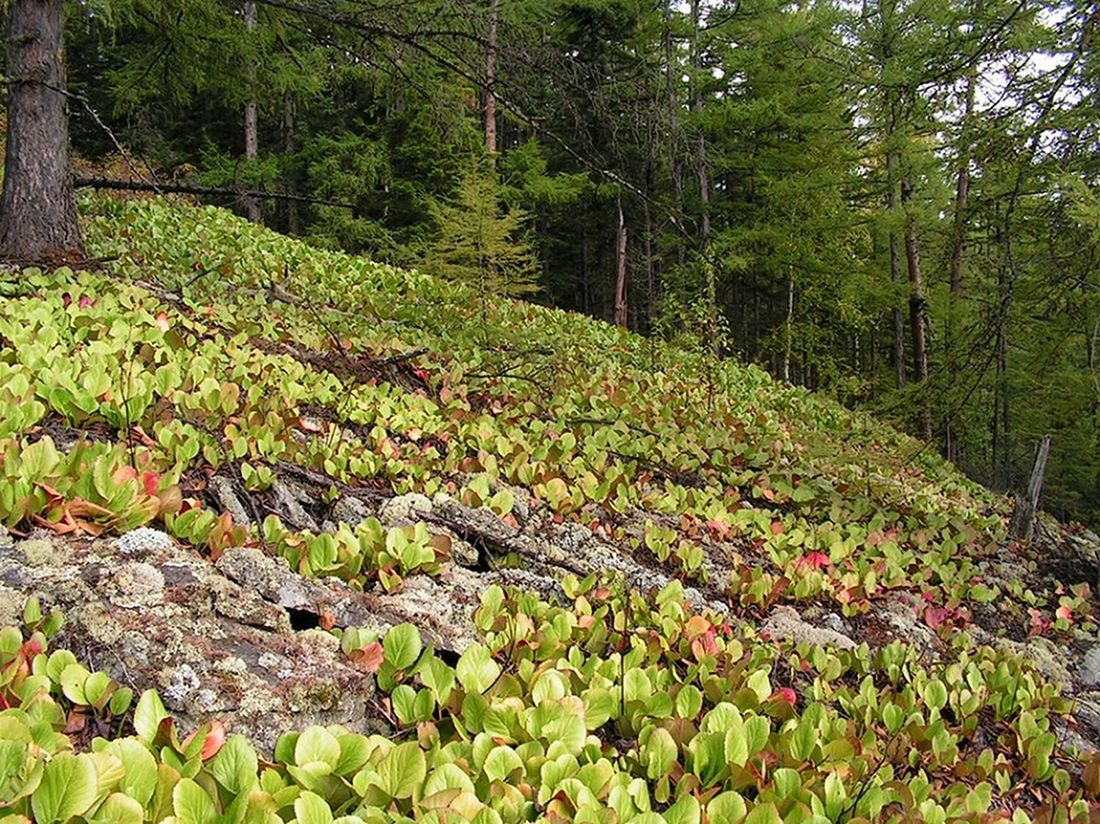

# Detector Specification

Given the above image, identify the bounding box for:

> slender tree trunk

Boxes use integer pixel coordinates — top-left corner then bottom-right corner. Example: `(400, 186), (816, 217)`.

(664, 1), (686, 265)
(614, 196), (628, 328)
(0, 0), (84, 262)
(944, 71), (975, 462)
(886, 150), (906, 389)
(949, 72), (975, 299)
(282, 91), (299, 235)
(783, 271), (794, 383)
(644, 188), (655, 336)
(484, 0), (499, 159)
(243, 0), (261, 223)
(901, 175), (931, 440)
(691, 0), (710, 246)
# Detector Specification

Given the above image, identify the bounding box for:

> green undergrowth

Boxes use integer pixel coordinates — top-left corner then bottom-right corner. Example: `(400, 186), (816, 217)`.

(3, 583), (1099, 824)
(1, 195), (1075, 628)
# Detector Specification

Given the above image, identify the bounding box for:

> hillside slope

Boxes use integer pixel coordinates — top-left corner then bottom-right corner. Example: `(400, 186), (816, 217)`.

(1, 196), (1099, 822)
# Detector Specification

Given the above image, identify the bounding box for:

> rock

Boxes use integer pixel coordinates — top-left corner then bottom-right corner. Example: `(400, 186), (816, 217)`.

(0, 523), (12, 549)
(1056, 722), (1099, 755)
(1034, 515), (1100, 590)
(988, 635), (1074, 688)
(272, 480), (319, 532)
(1081, 646), (1100, 688)
(381, 493), (433, 525)
(330, 496), (372, 528)
(761, 605), (857, 650)
(0, 533), (378, 754)
(208, 475), (252, 527)
(98, 562), (165, 609)
(113, 527), (175, 559)
(19, 538), (64, 566)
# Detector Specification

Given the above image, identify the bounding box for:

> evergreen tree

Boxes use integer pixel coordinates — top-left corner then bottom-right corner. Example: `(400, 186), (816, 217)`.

(422, 164), (539, 297)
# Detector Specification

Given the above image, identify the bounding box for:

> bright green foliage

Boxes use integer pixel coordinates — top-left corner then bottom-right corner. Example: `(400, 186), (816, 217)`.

(0, 195), (1085, 632)
(1, 582), (1097, 822)
(422, 165), (539, 297)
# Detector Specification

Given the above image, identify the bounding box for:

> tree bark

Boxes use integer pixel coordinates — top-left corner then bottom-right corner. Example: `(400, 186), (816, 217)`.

(484, 0), (499, 159)
(783, 271), (794, 383)
(901, 175), (931, 440)
(948, 71), (975, 299)
(664, 0), (685, 265)
(691, 0), (710, 246)
(944, 70), (975, 463)
(283, 90), (299, 235)
(243, 0), (262, 223)
(885, 150), (906, 389)
(0, 0), (85, 263)
(614, 196), (628, 328)
(1009, 435), (1051, 541)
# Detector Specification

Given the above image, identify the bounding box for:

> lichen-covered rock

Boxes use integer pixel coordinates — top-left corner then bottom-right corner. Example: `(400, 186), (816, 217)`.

(761, 605), (857, 650)
(380, 492), (433, 525)
(1, 531), (378, 755)
(113, 527), (175, 558)
(330, 495), (372, 528)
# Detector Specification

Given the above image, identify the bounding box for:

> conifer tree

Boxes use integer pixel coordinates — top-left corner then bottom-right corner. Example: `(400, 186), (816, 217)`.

(423, 165), (538, 298)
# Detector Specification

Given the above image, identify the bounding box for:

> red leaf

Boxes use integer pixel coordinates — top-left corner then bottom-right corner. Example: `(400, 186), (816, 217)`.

(201, 721), (226, 760)
(141, 471), (161, 497)
(78, 295), (95, 308)
(770, 521), (784, 535)
(923, 606), (949, 629)
(768, 687), (798, 706)
(357, 642), (385, 673)
(796, 551), (829, 569)
(155, 312), (170, 332)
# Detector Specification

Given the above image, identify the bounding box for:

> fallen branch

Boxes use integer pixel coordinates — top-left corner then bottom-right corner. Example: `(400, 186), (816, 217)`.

(375, 347), (429, 366)
(274, 459), (391, 501)
(73, 176), (356, 209)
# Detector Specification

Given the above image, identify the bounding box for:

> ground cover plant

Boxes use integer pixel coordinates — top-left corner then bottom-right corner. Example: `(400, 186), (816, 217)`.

(1, 196), (1098, 821)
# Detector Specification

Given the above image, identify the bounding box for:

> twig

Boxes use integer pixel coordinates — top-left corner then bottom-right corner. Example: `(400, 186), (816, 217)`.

(375, 347), (429, 366)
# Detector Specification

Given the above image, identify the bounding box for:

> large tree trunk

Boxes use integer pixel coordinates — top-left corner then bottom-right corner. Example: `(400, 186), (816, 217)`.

(484, 0), (499, 159)
(0, 0), (84, 263)
(242, 0), (261, 224)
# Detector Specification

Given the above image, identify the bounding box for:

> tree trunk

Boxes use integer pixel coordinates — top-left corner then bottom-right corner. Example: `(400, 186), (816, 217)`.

(664, 0), (685, 265)
(949, 72), (975, 299)
(1009, 435), (1051, 541)
(484, 0), (499, 159)
(691, 0), (710, 246)
(901, 175), (931, 440)
(614, 197), (628, 328)
(243, 0), (261, 224)
(783, 271), (794, 383)
(282, 91), (299, 235)
(0, 0), (84, 263)
(886, 150), (906, 389)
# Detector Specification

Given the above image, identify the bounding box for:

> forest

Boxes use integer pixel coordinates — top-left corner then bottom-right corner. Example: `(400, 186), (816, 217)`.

(39, 0), (1099, 528)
